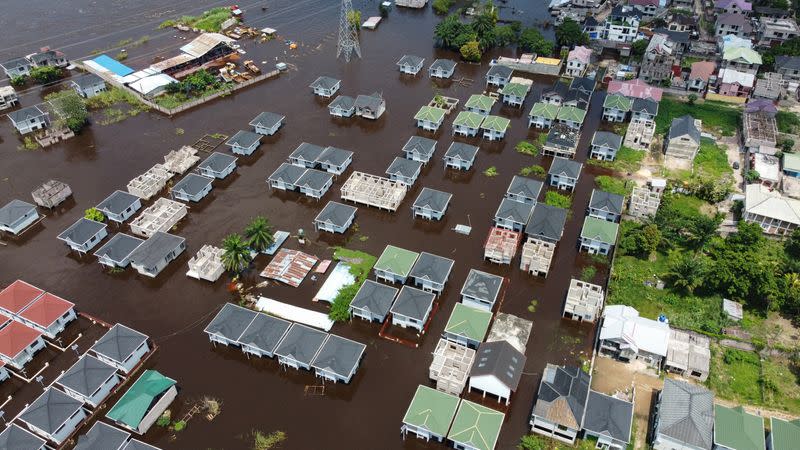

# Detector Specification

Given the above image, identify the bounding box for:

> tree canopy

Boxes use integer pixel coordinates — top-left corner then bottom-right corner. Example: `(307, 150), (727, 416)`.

(519, 28), (553, 56)
(555, 18), (588, 48)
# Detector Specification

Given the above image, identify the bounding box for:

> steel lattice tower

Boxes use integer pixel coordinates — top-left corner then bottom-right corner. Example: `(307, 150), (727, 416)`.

(337, 0), (361, 62)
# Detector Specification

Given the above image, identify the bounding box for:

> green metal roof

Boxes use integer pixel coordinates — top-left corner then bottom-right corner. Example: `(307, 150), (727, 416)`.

(603, 94), (633, 111)
(723, 47), (763, 65)
(374, 245), (419, 277)
(465, 94), (495, 111)
(784, 152), (800, 172)
(453, 111), (485, 129)
(714, 405), (765, 450)
(530, 102), (560, 119)
(447, 400), (505, 450)
(414, 106), (446, 123)
(106, 370), (176, 429)
(500, 82), (528, 97)
(444, 303), (492, 341)
(557, 106), (587, 124)
(402, 385), (460, 436)
(481, 115), (510, 132)
(581, 216), (619, 244)
(770, 417), (800, 450)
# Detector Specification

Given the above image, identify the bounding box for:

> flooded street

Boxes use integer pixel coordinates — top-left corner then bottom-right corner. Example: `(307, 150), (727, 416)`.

(1, 2), (605, 449)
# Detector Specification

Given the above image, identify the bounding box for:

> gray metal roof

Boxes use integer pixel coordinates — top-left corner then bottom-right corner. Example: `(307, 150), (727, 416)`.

(525, 204), (567, 241)
(296, 169), (333, 191)
(57, 218), (107, 246)
(386, 157), (423, 178)
(93, 233), (144, 263)
(397, 54), (424, 67)
(390, 286), (435, 320)
(71, 73), (105, 90)
(311, 334), (366, 378)
(632, 97), (659, 115)
(273, 323), (328, 365)
(309, 76), (340, 90)
(408, 252), (455, 285)
(430, 59), (457, 72)
(413, 187), (452, 213)
(487, 64), (513, 79)
(329, 95), (355, 110)
(549, 157), (583, 179)
(29, 50), (63, 65)
(7, 105), (46, 124)
(669, 115), (701, 143)
(495, 198), (534, 224)
(507, 176), (543, 200)
(470, 340), (526, 391)
(0, 424), (46, 450)
(443, 142), (479, 162)
(204, 303), (258, 342)
(225, 130), (262, 148)
(350, 280), (399, 318)
(129, 231), (185, 270)
(461, 269), (503, 303)
(91, 323), (148, 363)
(583, 390), (634, 445)
(0, 199), (36, 226)
(564, 89), (590, 109)
(20, 387), (84, 434)
(657, 378), (714, 450)
(317, 146), (353, 167)
(589, 189), (625, 215)
(57, 354), (119, 397)
(546, 124), (579, 148)
(776, 55), (800, 71)
(198, 152), (237, 173)
(237, 313), (292, 353)
(122, 439), (161, 450)
(403, 136), (437, 157)
(314, 201), (357, 228)
(592, 131), (623, 150)
(289, 142), (325, 163)
(248, 111), (284, 128)
(0, 57), (31, 71)
(268, 163), (307, 185)
(354, 93), (383, 111)
(97, 190), (139, 216)
(570, 76), (596, 94)
(74, 421), (130, 450)
(543, 80), (570, 99)
(532, 364), (591, 429)
(172, 173), (213, 197)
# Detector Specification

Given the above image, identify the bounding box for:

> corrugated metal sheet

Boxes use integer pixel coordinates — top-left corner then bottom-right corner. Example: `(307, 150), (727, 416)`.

(260, 249), (318, 287)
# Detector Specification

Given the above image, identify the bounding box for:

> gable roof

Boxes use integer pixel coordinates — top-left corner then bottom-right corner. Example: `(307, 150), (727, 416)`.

(402, 385), (459, 436)
(91, 323), (148, 363)
(0, 57), (32, 71)
(7, 105), (46, 124)
(350, 280), (398, 317)
(386, 157), (423, 178)
(448, 400), (505, 450)
(657, 378), (714, 449)
(409, 252), (455, 285)
(20, 387), (84, 434)
(495, 198), (534, 223)
(592, 131), (623, 150)
(507, 176), (543, 200)
(310, 334), (366, 378)
(309, 76), (340, 90)
(204, 303), (258, 342)
(669, 115), (701, 143)
(583, 390), (634, 445)
(75, 421), (130, 450)
(525, 204), (567, 240)
(237, 313), (292, 353)
(314, 201), (357, 228)
(57, 354), (118, 398)
(248, 111), (284, 128)
(589, 189), (625, 214)
(723, 46), (762, 65)
(461, 269), (503, 303)
(413, 187), (452, 213)
(172, 173), (213, 196)
(403, 135), (437, 157)
(718, 68), (755, 87)
(600, 305), (669, 356)
(714, 404), (765, 450)
(533, 364), (591, 429)
(745, 183), (800, 225)
(444, 142), (479, 162)
(397, 54), (424, 67)
(57, 218), (107, 246)
(273, 323), (327, 364)
(106, 370), (177, 429)
(0, 279), (44, 314)
(391, 286), (435, 320)
(470, 340), (525, 391)
(444, 303), (492, 342)
(97, 190), (140, 216)
(770, 417), (800, 450)
(549, 157), (582, 179)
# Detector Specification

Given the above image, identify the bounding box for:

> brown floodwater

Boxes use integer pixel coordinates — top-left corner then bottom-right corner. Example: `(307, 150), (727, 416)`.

(1, 2), (611, 449)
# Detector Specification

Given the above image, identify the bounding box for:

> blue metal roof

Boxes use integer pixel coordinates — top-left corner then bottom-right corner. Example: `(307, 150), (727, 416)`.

(91, 55), (134, 77)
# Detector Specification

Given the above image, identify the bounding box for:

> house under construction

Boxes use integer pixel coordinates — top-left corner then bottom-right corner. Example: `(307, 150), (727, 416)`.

(623, 120), (656, 151)
(163, 146), (201, 174)
(563, 279), (605, 323)
(742, 112), (778, 154)
(519, 237), (556, 277)
(186, 244), (225, 282)
(395, 0), (428, 7)
(486, 313), (533, 354)
(484, 226), (521, 265)
(127, 164), (173, 200)
(628, 179), (666, 219)
(31, 179), (72, 208)
(429, 338), (475, 396)
(130, 197), (187, 238)
(340, 171), (407, 212)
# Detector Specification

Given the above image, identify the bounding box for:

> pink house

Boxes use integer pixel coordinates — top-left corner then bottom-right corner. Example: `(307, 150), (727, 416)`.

(714, 0), (752, 15)
(717, 68), (755, 97)
(688, 61), (716, 92)
(607, 79), (664, 101)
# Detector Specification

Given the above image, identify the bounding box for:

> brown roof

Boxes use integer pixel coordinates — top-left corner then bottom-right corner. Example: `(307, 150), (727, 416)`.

(260, 249), (318, 288)
(0, 321), (43, 359)
(690, 61), (716, 82)
(0, 280), (43, 315)
(19, 293), (74, 328)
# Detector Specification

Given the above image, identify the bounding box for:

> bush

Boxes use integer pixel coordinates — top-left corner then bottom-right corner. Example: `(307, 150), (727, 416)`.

(432, 0), (454, 15)
(460, 40), (482, 62)
(545, 191), (572, 209)
(329, 283), (360, 322)
(10, 75), (26, 86)
(518, 434), (547, 450)
(45, 89), (89, 132)
(777, 111), (800, 134)
(519, 165), (546, 178)
(84, 207), (106, 222)
(580, 266), (597, 282)
(172, 420), (186, 432)
(483, 166), (498, 177)
(253, 430), (287, 450)
(515, 141), (539, 156)
(347, 10), (362, 29)
(29, 65), (62, 84)
(745, 170), (760, 183)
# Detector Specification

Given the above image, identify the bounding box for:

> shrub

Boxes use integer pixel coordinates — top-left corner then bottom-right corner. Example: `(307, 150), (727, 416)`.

(545, 191), (572, 209)
(460, 40), (482, 62)
(580, 266), (597, 282)
(172, 420), (186, 432)
(483, 166), (498, 177)
(29, 65), (62, 84)
(10, 75), (26, 86)
(347, 10), (362, 29)
(518, 434), (547, 450)
(253, 430), (287, 450)
(84, 207), (106, 222)
(515, 141), (539, 156)
(45, 90), (89, 132)
(519, 165), (546, 178)
(595, 175), (630, 196)
(432, 0), (454, 15)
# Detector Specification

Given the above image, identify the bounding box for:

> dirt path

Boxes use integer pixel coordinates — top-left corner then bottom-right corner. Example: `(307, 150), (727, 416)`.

(714, 397), (800, 421)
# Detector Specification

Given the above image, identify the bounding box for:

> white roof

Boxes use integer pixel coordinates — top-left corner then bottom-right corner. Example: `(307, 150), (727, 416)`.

(721, 34), (752, 51)
(255, 297), (334, 331)
(651, 178), (667, 188)
(752, 153), (781, 183)
(745, 183), (800, 225)
(127, 73), (177, 96)
(718, 68), (755, 87)
(600, 305), (670, 357)
(179, 33), (234, 58)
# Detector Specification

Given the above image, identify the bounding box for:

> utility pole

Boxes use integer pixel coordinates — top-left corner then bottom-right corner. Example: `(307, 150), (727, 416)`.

(337, 0), (361, 62)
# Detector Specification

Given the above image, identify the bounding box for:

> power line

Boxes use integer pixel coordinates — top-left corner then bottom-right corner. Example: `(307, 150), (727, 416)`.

(336, 0), (361, 62)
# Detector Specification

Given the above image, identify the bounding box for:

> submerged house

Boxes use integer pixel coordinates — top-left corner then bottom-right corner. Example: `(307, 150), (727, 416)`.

(274, 323), (328, 370)
(354, 93), (386, 119)
(500, 82), (530, 108)
(486, 64), (514, 88)
(186, 244), (225, 282)
(429, 338), (475, 395)
(403, 135), (438, 163)
(313, 201), (357, 233)
(408, 252), (455, 295)
(543, 124), (579, 158)
(90, 323), (150, 373)
(106, 370), (177, 435)
(70, 73), (106, 98)
(397, 55), (425, 75)
(289, 142), (325, 169)
(0, 199), (39, 235)
(447, 400), (505, 450)
(506, 176), (543, 204)
(129, 232), (186, 278)
(652, 379), (714, 450)
(1, 57), (33, 77)
(460, 269), (503, 312)
(225, 130), (262, 156)
(588, 189), (624, 222)
(268, 163), (307, 191)
(0, 321), (46, 369)
(443, 142), (479, 171)
(74, 421), (130, 450)
(94, 233), (144, 268)
(525, 204), (568, 244)
(442, 303), (492, 349)
(556, 106), (586, 130)
(548, 157), (582, 191)
(129, 198), (186, 238)
(204, 302), (257, 347)
(464, 94), (496, 116)
(415, 105), (447, 132)
(316, 146), (354, 175)
(198, 152), (237, 179)
(350, 280), (399, 323)
(56, 354), (120, 407)
(494, 197), (534, 232)
(481, 115), (511, 141)
(328, 95), (356, 117)
(429, 59), (457, 78)
(171, 173), (214, 203)
(309, 76), (341, 97)
(590, 131), (623, 161)
(401, 385), (459, 443)
(57, 218), (108, 254)
(468, 340), (526, 405)
(603, 94), (633, 123)
(19, 388), (87, 445)
(563, 279), (605, 323)
(249, 111), (285, 136)
(412, 187), (452, 221)
(374, 245), (419, 284)
(16, 292), (76, 338)
(579, 216), (619, 255)
(310, 334), (366, 383)
(97, 190), (141, 223)
(386, 157), (423, 185)
(7, 105), (49, 135)
(530, 364), (590, 444)
(452, 110), (484, 137)
(237, 313), (292, 358)
(296, 169), (334, 199)
(529, 102), (559, 129)
(390, 286), (436, 332)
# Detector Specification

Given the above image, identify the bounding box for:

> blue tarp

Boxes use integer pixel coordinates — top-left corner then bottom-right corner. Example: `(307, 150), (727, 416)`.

(91, 54), (134, 77)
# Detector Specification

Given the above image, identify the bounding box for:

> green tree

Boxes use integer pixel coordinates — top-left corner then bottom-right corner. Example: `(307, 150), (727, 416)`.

(221, 233), (252, 273)
(688, 93), (698, 105)
(786, 229), (800, 259)
(434, 14), (468, 50)
(432, 0), (454, 15)
(781, 138), (795, 152)
(244, 216), (274, 253)
(544, 191), (572, 209)
(46, 89), (89, 132)
(460, 40), (482, 62)
(84, 207), (106, 222)
(471, 13), (497, 48)
(519, 28), (554, 55)
(518, 434), (547, 450)
(631, 39), (648, 60)
(555, 18), (588, 47)
(347, 10), (362, 30)
(744, 170), (761, 183)
(665, 252), (707, 294)
(620, 222), (661, 257)
(493, 25), (518, 46)
(29, 65), (62, 84)
(686, 215), (721, 250)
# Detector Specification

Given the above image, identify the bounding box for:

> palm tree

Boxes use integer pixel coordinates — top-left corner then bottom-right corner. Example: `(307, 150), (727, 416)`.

(665, 253), (706, 294)
(221, 233), (251, 273)
(245, 216), (274, 253)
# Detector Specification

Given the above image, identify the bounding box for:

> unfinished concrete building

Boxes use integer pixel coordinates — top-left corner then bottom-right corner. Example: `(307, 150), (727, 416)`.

(664, 329), (711, 381)
(742, 111), (778, 155)
(127, 164), (173, 200)
(162, 146), (201, 174)
(628, 179), (666, 219)
(520, 237), (556, 277)
(623, 120), (656, 151)
(340, 171), (407, 212)
(130, 197), (187, 238)
(484, 227), (521, 265)
(31, 179), (71, 209)
(563, 279), (605, 323)
(186, 244), (225, 282)
(429, 338), (475, 395)
(486, 313), (533, 353)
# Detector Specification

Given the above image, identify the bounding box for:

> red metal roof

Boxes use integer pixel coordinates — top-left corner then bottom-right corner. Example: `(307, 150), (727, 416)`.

(0, 321), (43, 359)
(260, 249), (318, 287)
(19, 293), (75, 328)
(607, 79), (663, 101)
(0, 280), (44, 315)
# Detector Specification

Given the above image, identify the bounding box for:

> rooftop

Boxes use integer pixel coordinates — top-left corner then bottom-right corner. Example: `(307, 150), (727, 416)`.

(530, 102), (559, 120)
(20, 387), (84, 434)
(18, 292), (74, 328)
(525, 204), (567, 241)
(583, 391), (634, 445)
(549, 157), (582, 179)
(204, 303), (258, 342)
(350, 280), (398, 318)
(314, 201), (357, 228)
(402, 135), (437, 157)
(402, 385), (459, 436)
(533, 364), (590, 429)
(57, 218), (107, 246)
(309, 75), (340, 90)
(91, 323), (148, 364)
(273, 323), (328, 365)
(658, 379), (714, 449)
(391, 286), (435, 320)
(74, 421), (130, 450)
(486, 312), (533, 354)
(461, 269), (503, 303)
(453, 110), (485, 129)
(0, 321), (43, 359)
(481, 115), (511, 132)
(249, 111), (285, 129)
(470, 340), (525, 391)
(447, 400), (505, 450)
(413, 187), (452, 214)
(310, 334), (366, 379)
(56, 354), (118, 398)
(0, 279), (44, 315)
(260, 248), (318, 288)
(97, 190), (140, 216)
(408, 252), (455, 285)
(226, 130), (262, 148)
(237, 313), (292, 354)
(172, 173), (213, 197)
(444, 303), (492, 342)
(375, 245), (419, 277)
(129, 232), (185, 270)
(106, 369), (177, 430)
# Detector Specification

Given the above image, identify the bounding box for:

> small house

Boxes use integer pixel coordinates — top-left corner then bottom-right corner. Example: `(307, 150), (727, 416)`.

(129, 231), (186, 278)
(0, 321), (46, 369)
(429, 59), (457, 78)
(198, 152), (237, 179)
(443, 142), (479, 171)
(204, 303), (258, 347)
(249, 111), (285, 136)
(565, 46), (592, 77)
(530, 364), (590, 444)
(354, 93), (386, 119)
(464, 94), (496, 116)
(486, 64), (514, 88)
(74, 422), (130, 450)
(0, 85), (18, 110)
(579, 216), (619, 255)
(408, 252), (455, 295)
(19, 388), (87, 445)
(310, 334), (366, 383)
(328, 95), (356, 117)
(631, 97), (659, 123)
(386, 157), (423, 185)
(0, 280), (44, 317)
(313, 201), (357, 233)
(543, 124), (579, 158)
(528, 102), (559, 129)
(447, 400), (505, 450)
(106, 370), (177, 435)
(186, 244), (225, 282)
(289, 142), (325, 168)
(29, 49), (68, 68)
(96, 190), (141, 223)
(481, 115), (510, 141)
(225, 130), (262, 156)
(460, 269), (503, 312)
(274, 323), (328, 370)
(390, 286), (435, 332)
(17, 292), (76, 338)
(588, 189), (624, 222)
(548, 157), (582, 191)
(468, 340), (525, 405)
(714, 405), (766, 450)
(563, 279), (605, 323)
(0, 57), (33, 77)
(590, 131), (623, 161)
(309, 76), (341, 97)
(296, 169), (334, 199)
(401, 385), (459, 442)
(556, 105), (587, 130)
(91, 323), (149, 373)
(688, 61), (716, 92)
(442, 303), (492, 349)
(171, 173), (213, 202)
(602, 94), (633, 123)
(374, 245), (419, 284)
(7, 105), (48, 135)
(0, 199), (39, 235)
(506, 176), (543, 204)
(57, 218), (108, 254)
(775, 55), (800, 82)
(316, 146), (354, 175)
(94, 233), (144, 268)
(599, 305), (669, 367)
(665, 115), (701, 160)
(664, 329), (711, 382)
(268, 163), (307, 191)
(494, 198), (534, 232)
(350, 280), (399, 323)
(56, 354), (120, 407)
(237, 313), (292, 358)
(70, 73), (106, 98)
(414, 105), (447, 132)
(397, 55), (425, 75)
(0, 424), (46, 449)
(652, 379), (714, 450)
(583, 390), (634, 450)
(768, 417), (800, 450)
(717, 68), (755, 97)
(500, 82), (529, 107)
(412, 187), (452, 221)
(541, 80), (570, 105)
(403, 135), (437, 163)
(525, 204), (567, 243)
(452, 110), (484, 137)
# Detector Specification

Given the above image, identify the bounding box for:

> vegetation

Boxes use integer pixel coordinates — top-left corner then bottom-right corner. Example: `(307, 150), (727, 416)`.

(245, 216), (275, 253)
(669, 139), (734, 203)
(586, 146), (644, 174)
(329, 248), (377, 322)
(630, 39), (648, 61)
(515, 141), (539, 157)
(595, 175), (630, 196)
(159, 7), (233, 32)
(221, 234), (252, 274)
(156, 411), (171, 427)
(10, 75), (26, 86)
(483, 166), (498, 177)
(45, 90), (89, 132)
(655, 96), (741, 137)
(520, 165), (546, 178)
(763, 36), (800, 68)
(777, 110), (800, 134)
(544, 191), (572, 209)
(432, 0), (454, 15)
(84, 208), (106, 222)
(29, 65), (63, 84)
(580, 266), (597, 282)
(85, 86), (149, 125)
(460, 40), (482, 62)
(434, 1), (515, 61)
(252, 430), (287, 450)
(156, 69), (232, 109)
(19, 136), (39, 151)
(519, 28), (553, 56)
(347, 10), (362, 29)
(555, 18), (588, 48)
(172, 420), (186, 432)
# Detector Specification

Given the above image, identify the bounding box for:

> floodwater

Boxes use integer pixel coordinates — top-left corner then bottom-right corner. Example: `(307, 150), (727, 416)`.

(0, 1), (610, 449)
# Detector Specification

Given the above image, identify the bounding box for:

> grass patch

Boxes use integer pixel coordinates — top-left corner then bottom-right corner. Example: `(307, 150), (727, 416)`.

(85, 86), (149, 125)
(656, 96), (741, 137)
(777, 110), (800, 134)
(586, 146), (644, 174)
(520, 165), (546, 178)
(483, 166), (498, 177)
(153, 82), (234, 109)
(595, 175), (631, 196)
(668, 194), (714, 218)
(544, 191), (572, 209)
(329, 248), (377, 322)
(160, 7), (233, 32)
(708, 346), (762, 405)
(761, 357), (800, 414)
(694, 138), (732, 178)
(516, 140), (539, 157)
(251, 430), (287, 450)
